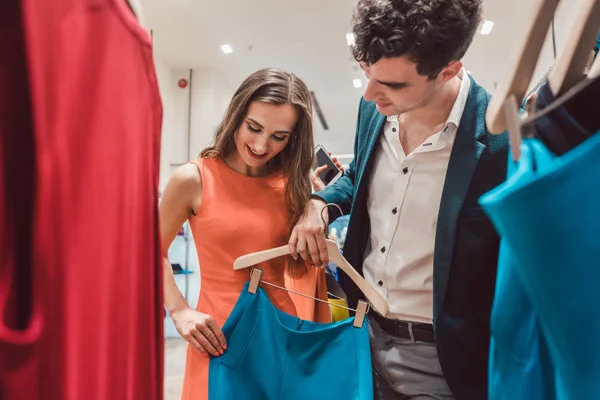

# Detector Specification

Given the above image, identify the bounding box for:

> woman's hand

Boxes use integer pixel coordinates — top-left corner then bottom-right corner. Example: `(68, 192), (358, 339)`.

(311, 153), (344, 192)
(171, 307), (227, 357)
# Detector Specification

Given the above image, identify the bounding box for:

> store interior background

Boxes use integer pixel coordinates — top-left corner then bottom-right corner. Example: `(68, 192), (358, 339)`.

(138, 0), (588, 397)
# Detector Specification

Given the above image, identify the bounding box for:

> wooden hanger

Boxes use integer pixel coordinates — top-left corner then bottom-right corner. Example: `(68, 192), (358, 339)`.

(548, 0), (600, 96)
(486, 0), (561, 137)
(589, 53), (600, 79)
(233, 239), (389, 317)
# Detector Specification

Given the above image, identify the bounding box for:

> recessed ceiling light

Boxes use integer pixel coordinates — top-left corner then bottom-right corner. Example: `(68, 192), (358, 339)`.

(353, 79), (362, 88)
(480, 20), (494, 35)
(346, 32), (356, 46)
(221, 44), (233, 54)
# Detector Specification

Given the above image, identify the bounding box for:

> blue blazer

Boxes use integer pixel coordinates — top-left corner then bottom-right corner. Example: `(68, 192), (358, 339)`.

(315, 75), (509, 400)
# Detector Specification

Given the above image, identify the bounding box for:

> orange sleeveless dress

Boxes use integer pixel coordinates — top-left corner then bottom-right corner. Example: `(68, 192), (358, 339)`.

(181, 157), (313, 400)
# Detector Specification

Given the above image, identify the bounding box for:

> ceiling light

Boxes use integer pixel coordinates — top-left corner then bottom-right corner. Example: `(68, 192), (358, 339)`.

(221, 44), (233, 54)
(353, 79), (362, 88)
(346, 32), (356, 46)
(480, 20), (494, 35)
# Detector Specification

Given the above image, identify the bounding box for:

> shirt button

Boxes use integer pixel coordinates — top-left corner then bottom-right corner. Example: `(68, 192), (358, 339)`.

(381, 246), (386, 253)
(378, 280), (383, 287)
(403, 167), (409, 174)
(392, 207), (397, 215)
(392, 127), (397, 133)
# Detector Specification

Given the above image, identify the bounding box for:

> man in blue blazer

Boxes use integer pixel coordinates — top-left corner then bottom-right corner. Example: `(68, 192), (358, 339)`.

(290, 0), (508, 399)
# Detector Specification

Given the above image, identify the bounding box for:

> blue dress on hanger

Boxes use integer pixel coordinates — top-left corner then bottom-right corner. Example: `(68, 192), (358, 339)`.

(480, 132), (600, 399)
(480, 142), (558, 400)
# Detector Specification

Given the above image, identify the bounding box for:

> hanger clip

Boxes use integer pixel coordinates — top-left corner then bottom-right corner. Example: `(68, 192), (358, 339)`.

(248, 267), (264, 294)
(353, 300), (370, 328)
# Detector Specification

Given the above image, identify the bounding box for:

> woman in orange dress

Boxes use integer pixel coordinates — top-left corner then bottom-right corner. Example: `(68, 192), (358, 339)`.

(159, 68), (317, 400)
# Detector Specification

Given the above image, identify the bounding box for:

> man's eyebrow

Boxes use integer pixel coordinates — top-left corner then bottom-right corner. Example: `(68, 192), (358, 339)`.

(376, 80), (411, 89)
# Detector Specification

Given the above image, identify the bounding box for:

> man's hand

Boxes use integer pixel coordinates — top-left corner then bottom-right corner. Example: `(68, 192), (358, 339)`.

(311, 153), (344, 192)
(289, 198), (330, 267)
(311, 165), (329, 192)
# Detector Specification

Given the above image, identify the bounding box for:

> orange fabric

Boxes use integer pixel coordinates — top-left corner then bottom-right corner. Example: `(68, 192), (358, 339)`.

(285, 265), (332, 323)
(182, 157), (300, 400)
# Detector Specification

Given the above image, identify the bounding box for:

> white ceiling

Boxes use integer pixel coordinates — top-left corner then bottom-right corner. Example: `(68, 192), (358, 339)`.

(142, 0), (588, 154)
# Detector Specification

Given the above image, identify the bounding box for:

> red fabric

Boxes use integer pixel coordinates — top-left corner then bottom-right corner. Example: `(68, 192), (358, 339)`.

(0, 1), (40, 399)
(0, 0), (164, 398)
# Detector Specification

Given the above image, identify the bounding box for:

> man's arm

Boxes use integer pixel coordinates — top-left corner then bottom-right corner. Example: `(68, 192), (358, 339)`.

(289, 98), (365, 266)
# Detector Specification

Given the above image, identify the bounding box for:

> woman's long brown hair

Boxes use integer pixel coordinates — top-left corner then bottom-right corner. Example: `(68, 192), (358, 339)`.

(200, 68), (314, 268)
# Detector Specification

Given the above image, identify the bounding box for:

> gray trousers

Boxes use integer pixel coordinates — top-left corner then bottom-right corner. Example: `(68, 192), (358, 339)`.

(368, 319), (454, 400)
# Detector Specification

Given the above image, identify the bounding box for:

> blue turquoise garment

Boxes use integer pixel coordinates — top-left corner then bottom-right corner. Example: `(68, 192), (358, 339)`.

(209, 282), (374, 399)
(481, 142), (558, 400)
(328, 214), (350, 234)
(480, 132), (600, 399)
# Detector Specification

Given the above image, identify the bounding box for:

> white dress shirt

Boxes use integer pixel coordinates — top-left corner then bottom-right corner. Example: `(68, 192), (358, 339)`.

(363, 70), (471, 323)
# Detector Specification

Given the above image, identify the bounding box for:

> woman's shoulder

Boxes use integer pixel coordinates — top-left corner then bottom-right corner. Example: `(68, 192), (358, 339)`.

(166, 162), (203, 195)
(159, 162), (203, 216)
(184, 156), (222, 179)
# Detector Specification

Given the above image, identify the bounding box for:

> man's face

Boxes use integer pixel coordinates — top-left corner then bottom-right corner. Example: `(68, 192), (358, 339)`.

(361, 56), (456, 116)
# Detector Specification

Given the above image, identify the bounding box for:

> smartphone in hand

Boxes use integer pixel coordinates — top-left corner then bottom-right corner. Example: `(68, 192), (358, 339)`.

(314, 144), (343, 186)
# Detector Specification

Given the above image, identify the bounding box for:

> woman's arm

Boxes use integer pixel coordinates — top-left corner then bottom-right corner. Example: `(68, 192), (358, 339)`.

(159, 163), (226, 356)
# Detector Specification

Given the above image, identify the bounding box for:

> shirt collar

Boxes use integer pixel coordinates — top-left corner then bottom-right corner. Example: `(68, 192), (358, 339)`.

(445, 68), (470, 130)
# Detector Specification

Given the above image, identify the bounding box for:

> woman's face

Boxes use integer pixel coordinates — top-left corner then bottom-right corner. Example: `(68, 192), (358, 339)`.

(232, 101), (298, 176)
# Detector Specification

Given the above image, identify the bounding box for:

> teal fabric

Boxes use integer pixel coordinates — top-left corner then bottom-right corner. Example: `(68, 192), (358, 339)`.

(480, 132), (600, 399)
(481, 142), (558, 400)
(208, 282), (373, 399)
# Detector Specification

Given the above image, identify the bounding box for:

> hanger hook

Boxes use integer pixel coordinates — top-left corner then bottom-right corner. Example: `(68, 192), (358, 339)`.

(320, 203), (343, 239)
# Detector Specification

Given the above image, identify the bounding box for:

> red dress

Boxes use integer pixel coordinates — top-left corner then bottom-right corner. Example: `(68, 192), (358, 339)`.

(0, 1), (40, 399)
(1, 0), (164, 398)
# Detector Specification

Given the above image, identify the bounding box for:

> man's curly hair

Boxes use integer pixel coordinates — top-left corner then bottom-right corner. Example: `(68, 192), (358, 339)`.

(351, 0), (482, 79)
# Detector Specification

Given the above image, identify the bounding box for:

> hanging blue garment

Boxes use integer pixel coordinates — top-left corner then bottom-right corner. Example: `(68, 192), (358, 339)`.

(209, 282), (374, 400)
(480, 131), (600, 399)
(481, 143), (558, 400)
